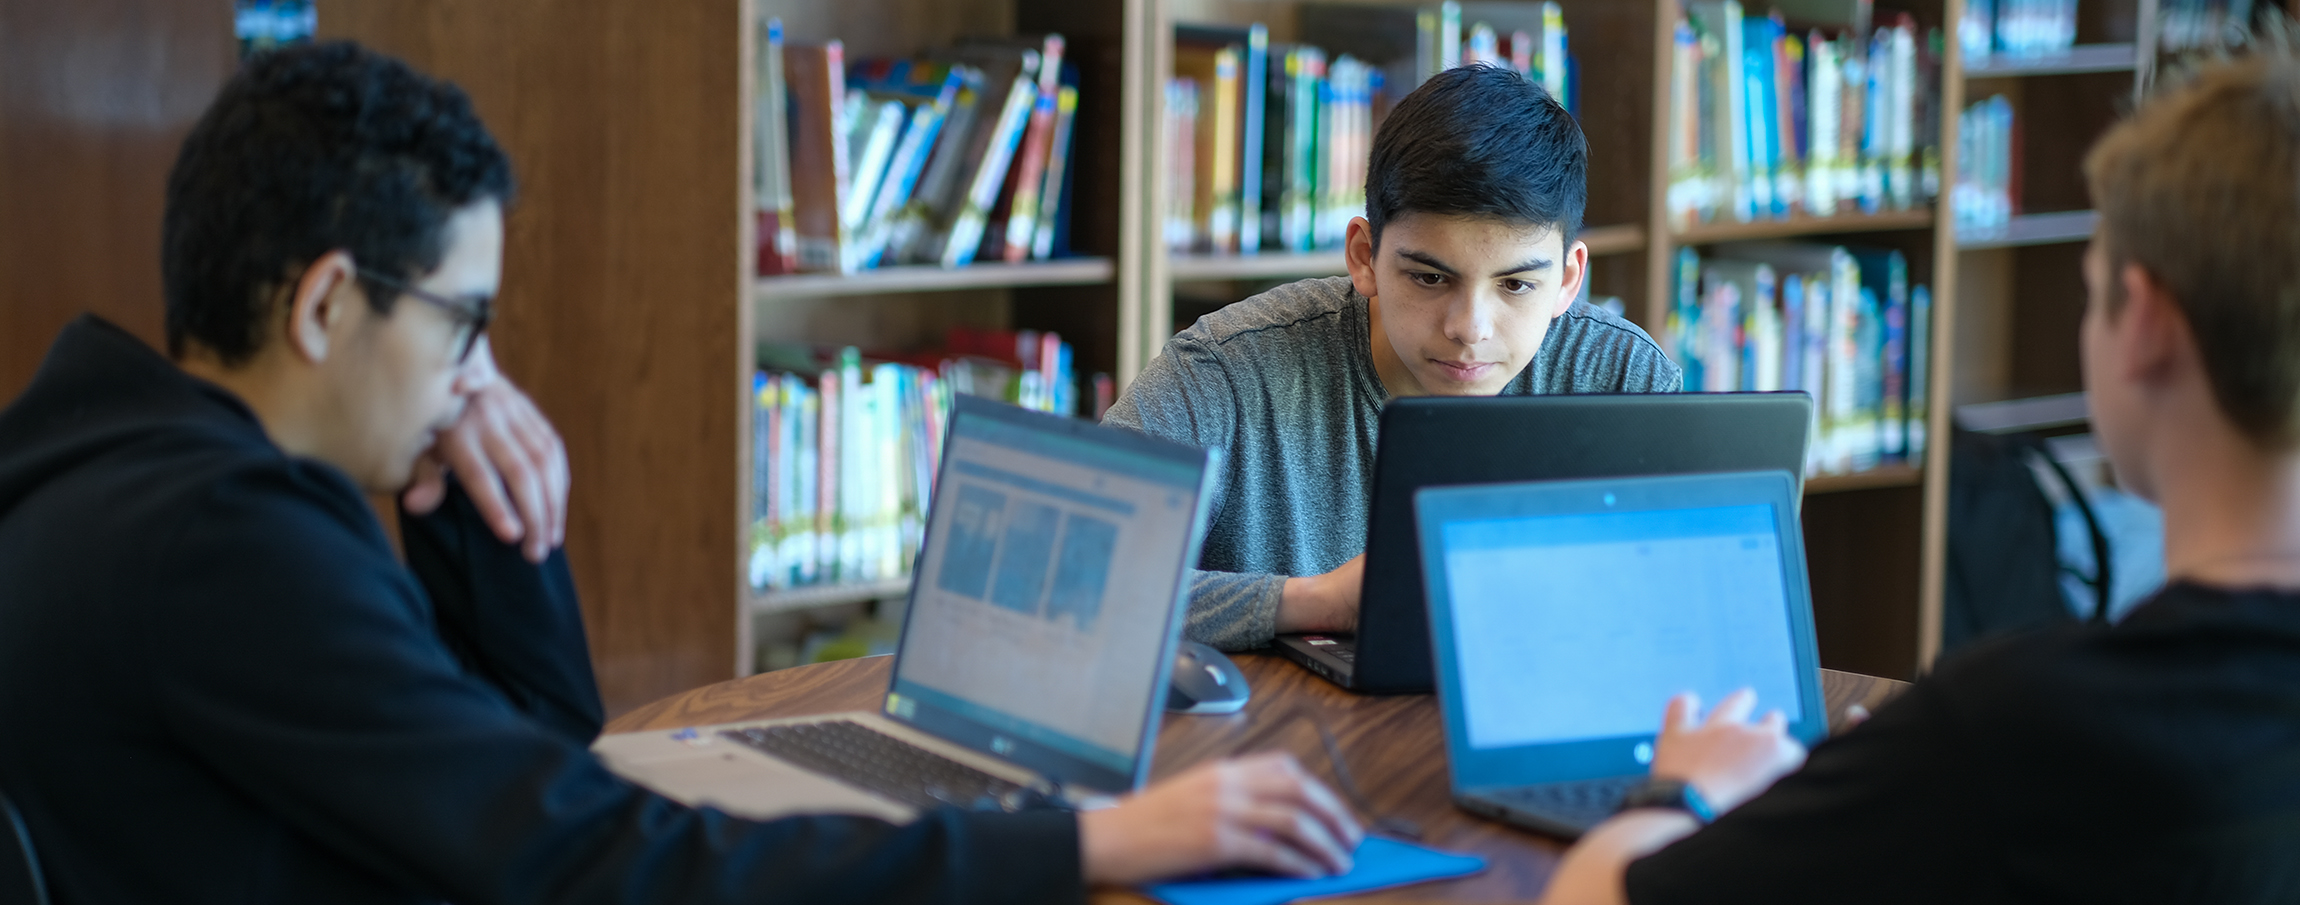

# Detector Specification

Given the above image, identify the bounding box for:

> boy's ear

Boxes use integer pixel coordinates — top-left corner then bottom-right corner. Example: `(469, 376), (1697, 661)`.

(2116, 260), (2190, 385)
(1552, 239), (1590, 321)
(1344, 217), (1381, 302)
(284, 250), (360, 366)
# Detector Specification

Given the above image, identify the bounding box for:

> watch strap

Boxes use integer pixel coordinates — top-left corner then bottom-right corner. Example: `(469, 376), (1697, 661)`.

(1615, 777), (1716, 824)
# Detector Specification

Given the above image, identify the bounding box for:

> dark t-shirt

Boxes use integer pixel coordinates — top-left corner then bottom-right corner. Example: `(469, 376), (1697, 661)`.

(1626, 582), (2300, 904)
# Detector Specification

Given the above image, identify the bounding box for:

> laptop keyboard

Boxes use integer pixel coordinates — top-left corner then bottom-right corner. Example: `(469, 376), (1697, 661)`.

(1327, 646), (1356, 663)
(1489, 775), (1644, 824)
(721, 720), (1056, 813)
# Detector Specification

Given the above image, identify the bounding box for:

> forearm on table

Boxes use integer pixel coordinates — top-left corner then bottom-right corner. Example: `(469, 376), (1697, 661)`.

(400, 475), (603, 743)
(1183, 569), (1287, 650)
(1538, 811), (1701, 905)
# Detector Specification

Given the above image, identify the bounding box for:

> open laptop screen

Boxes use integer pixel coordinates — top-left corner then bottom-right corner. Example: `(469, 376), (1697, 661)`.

(1417, 471), (1826, 787)
(1442, 503), (1803, 750)
(888, 396), (1212, 793)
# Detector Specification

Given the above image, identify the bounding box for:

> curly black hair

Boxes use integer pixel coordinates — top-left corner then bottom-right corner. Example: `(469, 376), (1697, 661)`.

(162, 41), (514, 364)
(1365, 64), (1586, 249)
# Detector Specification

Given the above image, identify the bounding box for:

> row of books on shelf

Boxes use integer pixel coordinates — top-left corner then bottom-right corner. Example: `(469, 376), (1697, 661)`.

(2159, 0), (2261, 52)
(1664, 242), (1931, 477)
(1957, 0), (2082, 60)
(755, 21), (1081, 277)
(1666, 3), (1941, 229)
(1164, 2), (1575, 256)
(747, 329), (1111, 592)
(1951, 95), (2018, 231)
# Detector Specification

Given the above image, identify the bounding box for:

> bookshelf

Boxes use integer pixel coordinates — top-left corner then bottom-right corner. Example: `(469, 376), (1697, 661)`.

(731, 0), (1141, 673)
(307, 0), (2186, 709)
(1147, 1), (1668, 353)
(1636, 0), (1958, 677)
(1936, 0), (2164, 670)
(8, 0), (2246, 713)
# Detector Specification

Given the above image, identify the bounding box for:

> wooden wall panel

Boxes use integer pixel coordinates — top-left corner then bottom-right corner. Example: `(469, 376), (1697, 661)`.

(324, 0), (747, 716)
(0, 0), (233, 397)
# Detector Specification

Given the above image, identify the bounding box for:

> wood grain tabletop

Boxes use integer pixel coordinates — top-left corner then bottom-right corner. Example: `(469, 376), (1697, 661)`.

(606, 653), (1910, 903)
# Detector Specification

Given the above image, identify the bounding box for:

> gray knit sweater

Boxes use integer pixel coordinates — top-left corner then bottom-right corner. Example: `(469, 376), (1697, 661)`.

(1103, 276), (1683, 650)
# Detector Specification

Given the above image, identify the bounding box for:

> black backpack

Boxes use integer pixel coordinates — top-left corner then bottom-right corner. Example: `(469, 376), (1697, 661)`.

(1942, 426), (2112, 656)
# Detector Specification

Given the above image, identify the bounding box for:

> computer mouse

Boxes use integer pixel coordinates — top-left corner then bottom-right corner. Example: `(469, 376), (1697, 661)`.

(1166, 640), (1250, 714)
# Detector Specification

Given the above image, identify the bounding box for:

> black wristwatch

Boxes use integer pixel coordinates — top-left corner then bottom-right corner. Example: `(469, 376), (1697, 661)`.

(1615, 778), (1716, 824)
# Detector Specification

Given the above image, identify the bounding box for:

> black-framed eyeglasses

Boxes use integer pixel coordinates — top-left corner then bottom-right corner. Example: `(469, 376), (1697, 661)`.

(355, 267), (493, 364)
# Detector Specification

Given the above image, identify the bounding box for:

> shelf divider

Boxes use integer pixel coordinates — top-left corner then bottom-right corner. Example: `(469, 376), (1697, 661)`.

(1955, 210), (2097, 250)
(1805, 464), (1925, 495)
(756, 257), (1115, 300)
(1964, 44), (2138, 78)
(1672, 208), (1935, 246)
(750, 578), (913, 614)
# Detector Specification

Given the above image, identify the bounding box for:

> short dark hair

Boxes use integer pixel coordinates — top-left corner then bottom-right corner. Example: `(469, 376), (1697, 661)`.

(1364, 64), (1586, 249)
(163, 41), (514, 364)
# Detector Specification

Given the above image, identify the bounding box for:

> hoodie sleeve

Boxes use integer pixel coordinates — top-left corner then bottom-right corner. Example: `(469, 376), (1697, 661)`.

(143, 462), (1086, 905)
(398, 477), (604, 745)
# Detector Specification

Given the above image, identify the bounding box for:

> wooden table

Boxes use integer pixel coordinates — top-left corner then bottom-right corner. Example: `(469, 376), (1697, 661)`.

(608, 653), (1908, 903)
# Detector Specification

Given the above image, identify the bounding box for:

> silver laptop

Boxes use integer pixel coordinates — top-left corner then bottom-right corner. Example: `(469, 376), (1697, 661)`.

(595, 394), (1217, 822)
(1414, 470), (1829, 838)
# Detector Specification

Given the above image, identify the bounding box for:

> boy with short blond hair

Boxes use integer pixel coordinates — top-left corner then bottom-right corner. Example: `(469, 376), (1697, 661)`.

(1536, 50), (2300, 905)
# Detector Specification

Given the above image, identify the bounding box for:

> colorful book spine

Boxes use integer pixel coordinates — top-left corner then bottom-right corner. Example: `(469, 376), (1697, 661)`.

(1539, 1), (1567, 105)
(1907, 283), (1932, 462)
(1164, 78), (1199, 252)
(757, 19), (798, 275)
(841, 96), (908, 253)
(1031, 79), (1081, 261)
(1285, 47), (1323, 252)
(784, 41), (854, 273)
(1238, 25), (1270, 255)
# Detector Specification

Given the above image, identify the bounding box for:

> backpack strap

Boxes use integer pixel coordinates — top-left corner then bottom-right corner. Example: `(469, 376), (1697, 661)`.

(2018, 433), (2115, 625)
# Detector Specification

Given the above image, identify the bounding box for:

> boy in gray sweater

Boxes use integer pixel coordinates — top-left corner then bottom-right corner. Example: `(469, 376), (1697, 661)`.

(1105, 65), (1680, 650)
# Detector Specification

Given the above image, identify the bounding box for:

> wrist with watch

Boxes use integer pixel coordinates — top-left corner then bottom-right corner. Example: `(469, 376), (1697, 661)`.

(1614, 777), (1716, 824)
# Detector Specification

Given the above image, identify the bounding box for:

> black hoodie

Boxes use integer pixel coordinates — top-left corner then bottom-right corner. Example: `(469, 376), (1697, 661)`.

(0, 316), (1079, 904)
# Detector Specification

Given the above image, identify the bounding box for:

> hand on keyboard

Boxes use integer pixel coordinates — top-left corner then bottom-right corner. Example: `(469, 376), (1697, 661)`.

(1077, 752), (1364, 886)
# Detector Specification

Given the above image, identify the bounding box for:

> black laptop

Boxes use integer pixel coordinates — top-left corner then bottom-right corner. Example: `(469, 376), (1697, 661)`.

(1274, 393), (1812, 694)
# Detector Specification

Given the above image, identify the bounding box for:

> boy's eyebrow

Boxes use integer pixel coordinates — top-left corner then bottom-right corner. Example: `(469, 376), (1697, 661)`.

(1493, 257), (1554, 276)
(1395, 249), (1459, 276)
(1394, 248), (1555, 277)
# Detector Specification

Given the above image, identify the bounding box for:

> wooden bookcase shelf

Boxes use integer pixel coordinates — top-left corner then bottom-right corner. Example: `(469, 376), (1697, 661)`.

(1956, 210), (2098, 250)
(1965, 43), (2139, 78)
(1169, 250), (1347, 282)
(1672, 208), (1936, 246)
(756, 258), (1116, 299)
(1806, 465), (1925, 495)
(750, 579), (913, 614)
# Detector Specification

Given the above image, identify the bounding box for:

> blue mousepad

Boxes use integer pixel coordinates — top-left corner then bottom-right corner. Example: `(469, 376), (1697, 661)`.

(1142, 836), (1487, 905)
